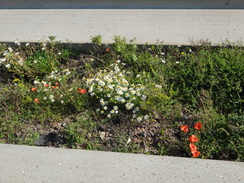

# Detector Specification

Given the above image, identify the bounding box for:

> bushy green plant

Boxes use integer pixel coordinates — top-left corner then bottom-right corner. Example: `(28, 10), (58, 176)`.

(140, 83), (174, 117)
(64, 112), (97, 149)
(162, 44), (244, 114)
(27, 68), (89, 113)
(178, 86), (243, 161)
(0, 83), (38, 144)
(197, 112), (244, 161)
(91, 35), (102, 46)
(112, 36), (138, 64)
(0, 38), (76, 80)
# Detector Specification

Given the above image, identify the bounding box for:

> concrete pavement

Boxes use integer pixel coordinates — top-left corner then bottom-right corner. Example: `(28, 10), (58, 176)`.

(0, 144), (243, 183)
(0, 9), (243, 45)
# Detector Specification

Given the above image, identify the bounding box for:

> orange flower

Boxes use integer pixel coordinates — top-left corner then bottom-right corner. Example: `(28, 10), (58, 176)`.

(189, 135), (199, 143)
(52, 86), (58, 89)
(55, 82), (60, 86)
(44, 84), (49, 87)
(194, 122), (202, 130)
(31, 87), (37, 92)
(106, 48), (110, 52)
(77, 88), (87, 94)
(189, 143), (197, 153)
(181, 125), (189, 133)
(192, 151), (200, 158)
(34, 98), (40, 103)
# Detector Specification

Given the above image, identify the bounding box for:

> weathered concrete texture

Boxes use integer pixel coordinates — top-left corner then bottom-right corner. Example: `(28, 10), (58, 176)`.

(0, 144), (243, 183)
(0, 9), (243, 45)
(1, 0), (244, 9)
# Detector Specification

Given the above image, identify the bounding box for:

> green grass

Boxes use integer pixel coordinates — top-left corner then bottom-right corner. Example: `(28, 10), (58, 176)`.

(0, 36), (243, 161)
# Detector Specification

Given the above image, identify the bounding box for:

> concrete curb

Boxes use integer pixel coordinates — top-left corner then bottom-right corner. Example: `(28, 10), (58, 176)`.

(1, 144), (243, 183)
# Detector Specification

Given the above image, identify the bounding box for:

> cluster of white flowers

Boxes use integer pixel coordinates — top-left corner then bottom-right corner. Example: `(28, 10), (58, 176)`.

(0, 41), (66, 75)
(84, 62), (149, 122)
(46, 69), (71, 81)
(0, 45), (29, 70)
(0, 43), (25, 69)
(0, 47), (12, 67)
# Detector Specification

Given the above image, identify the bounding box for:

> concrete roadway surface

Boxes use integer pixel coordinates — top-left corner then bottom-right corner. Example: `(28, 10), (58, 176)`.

(0, 144), (243, 183)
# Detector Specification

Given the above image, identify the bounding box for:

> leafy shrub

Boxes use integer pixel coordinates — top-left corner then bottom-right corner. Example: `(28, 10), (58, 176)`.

(27, 68), (88, 113)
(64, 112), (97, 149)
(162, 44), (244, 114)
(199, 113), (244, 161)
(0, 37), (76, 80)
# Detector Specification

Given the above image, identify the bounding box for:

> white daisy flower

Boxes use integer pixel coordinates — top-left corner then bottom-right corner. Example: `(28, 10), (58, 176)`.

(5, 64), (11, 68)
(0, 58), (6, 62)
(144, 115), (149, 120)
(34, 80), (39, 84)
(137, 117), (143, 122)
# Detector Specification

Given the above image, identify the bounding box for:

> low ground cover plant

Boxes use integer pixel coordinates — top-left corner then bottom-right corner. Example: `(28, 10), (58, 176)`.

(0, 36), (243, 161)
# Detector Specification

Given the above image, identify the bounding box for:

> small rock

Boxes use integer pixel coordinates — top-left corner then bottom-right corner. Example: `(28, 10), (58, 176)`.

(36, 124), (42, 130)
(99, 131), (106, 141)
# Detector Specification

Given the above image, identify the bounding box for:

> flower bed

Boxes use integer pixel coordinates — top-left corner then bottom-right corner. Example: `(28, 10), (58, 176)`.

(0, 36), (243, 161)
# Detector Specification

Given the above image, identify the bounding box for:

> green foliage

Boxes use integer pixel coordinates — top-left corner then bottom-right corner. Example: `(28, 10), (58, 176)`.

(64, 112), (97, 149)
(0, 37), (243, 161)
(0, 38), (76, 80)
(112, 36), (138, 64)
(162, 44), (244, 114)
(0, 84), (39, 144)
(199, 113), (244, 161)
(91, 35), (102, 46)
(140, 83), (173, 117)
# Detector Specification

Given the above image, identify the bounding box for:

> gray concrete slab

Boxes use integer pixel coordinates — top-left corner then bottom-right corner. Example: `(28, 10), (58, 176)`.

(1, 0), (244, 9)
(0, 144), (244, 183)
(0, 9), (243, 45)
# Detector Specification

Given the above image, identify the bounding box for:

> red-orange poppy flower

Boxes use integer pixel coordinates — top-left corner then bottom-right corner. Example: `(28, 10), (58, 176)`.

(192, 151), (200, 158)
(55, 82), (59, 86)
(34, 98), (40, 103)
(77, 88), (87, 94)
(106, 48), (110, 52)
(189, 135), (199, 143)
(31, 87), (37, 92)
(52, 86), (58, 89)
(44, 84), (49, 87)
(189, 143), (197, 153)
(194, 122), (202, 130)
(181, 125), (189, 133)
